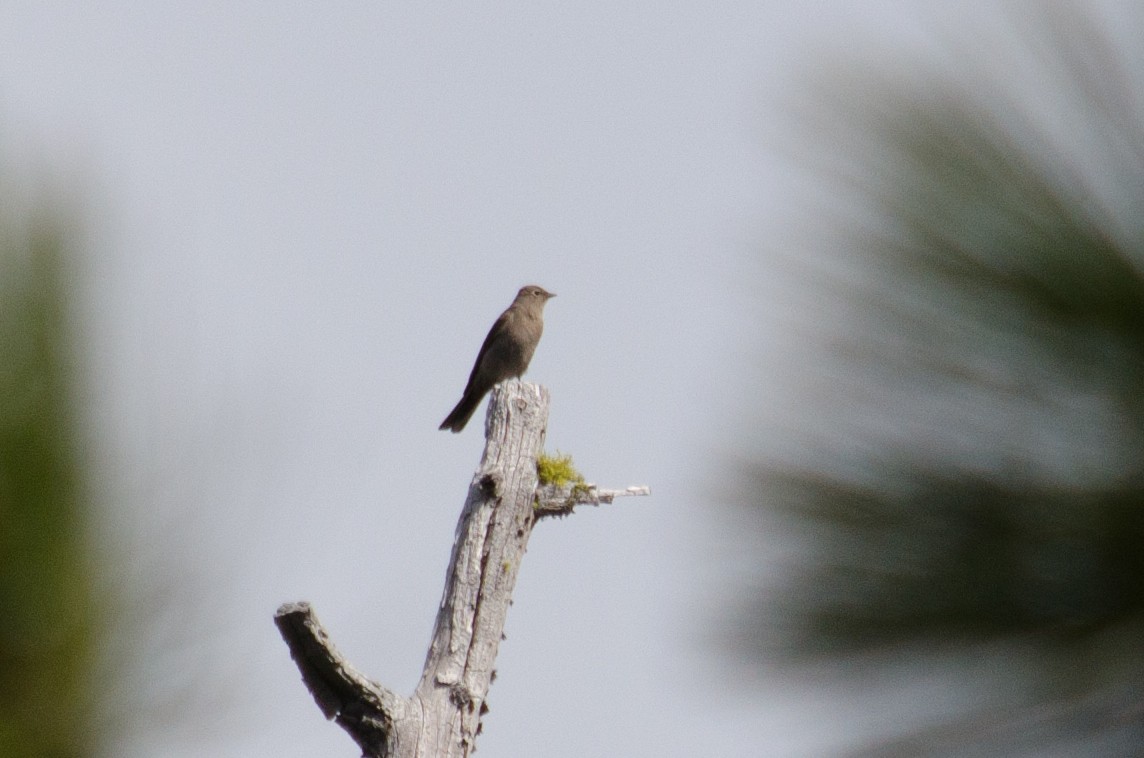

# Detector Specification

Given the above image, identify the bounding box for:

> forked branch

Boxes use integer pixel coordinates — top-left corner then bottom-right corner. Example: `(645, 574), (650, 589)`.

(275, 381), (648, 756)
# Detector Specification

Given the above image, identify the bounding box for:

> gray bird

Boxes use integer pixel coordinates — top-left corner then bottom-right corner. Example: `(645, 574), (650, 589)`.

(439, 285), (556, 433)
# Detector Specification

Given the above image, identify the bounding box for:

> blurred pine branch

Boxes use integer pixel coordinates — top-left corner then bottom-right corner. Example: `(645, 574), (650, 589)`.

(0, 193), (100, 758)
(738, 3), (1144, 755)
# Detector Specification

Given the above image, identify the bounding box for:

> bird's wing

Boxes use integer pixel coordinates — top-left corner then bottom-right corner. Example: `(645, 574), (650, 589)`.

(462, 309), (513, 391)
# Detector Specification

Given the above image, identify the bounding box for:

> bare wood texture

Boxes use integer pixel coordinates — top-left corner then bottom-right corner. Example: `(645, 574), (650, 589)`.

(276, 380), (550, 757)
(413, 379), (550, 752)
(535, 483), (651, 517)
(274, 602), (405, 755)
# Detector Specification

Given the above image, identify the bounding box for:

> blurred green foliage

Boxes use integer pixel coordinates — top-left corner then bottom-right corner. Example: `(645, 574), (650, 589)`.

(742, 3), (1144, 754)
(765, 471), (1144, 653)
(0, 202), (98, 757)
(766, 80), (1144, 653)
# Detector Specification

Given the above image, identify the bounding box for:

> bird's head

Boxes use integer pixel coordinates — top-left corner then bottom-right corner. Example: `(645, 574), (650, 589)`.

(517, 285), (556, 302)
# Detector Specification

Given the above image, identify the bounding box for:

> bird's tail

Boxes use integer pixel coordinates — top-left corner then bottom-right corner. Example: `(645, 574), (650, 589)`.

(439, 391), (483, 433)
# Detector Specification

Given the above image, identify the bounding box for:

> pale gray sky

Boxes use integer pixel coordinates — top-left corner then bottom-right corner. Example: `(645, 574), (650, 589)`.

(0, 2), (1077, 756)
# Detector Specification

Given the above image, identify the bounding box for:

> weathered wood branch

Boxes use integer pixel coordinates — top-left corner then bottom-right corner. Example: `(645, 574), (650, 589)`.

(275, 380), (648, 757)
(535, 483), (651, 517)
(274, 602), (405, 755)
